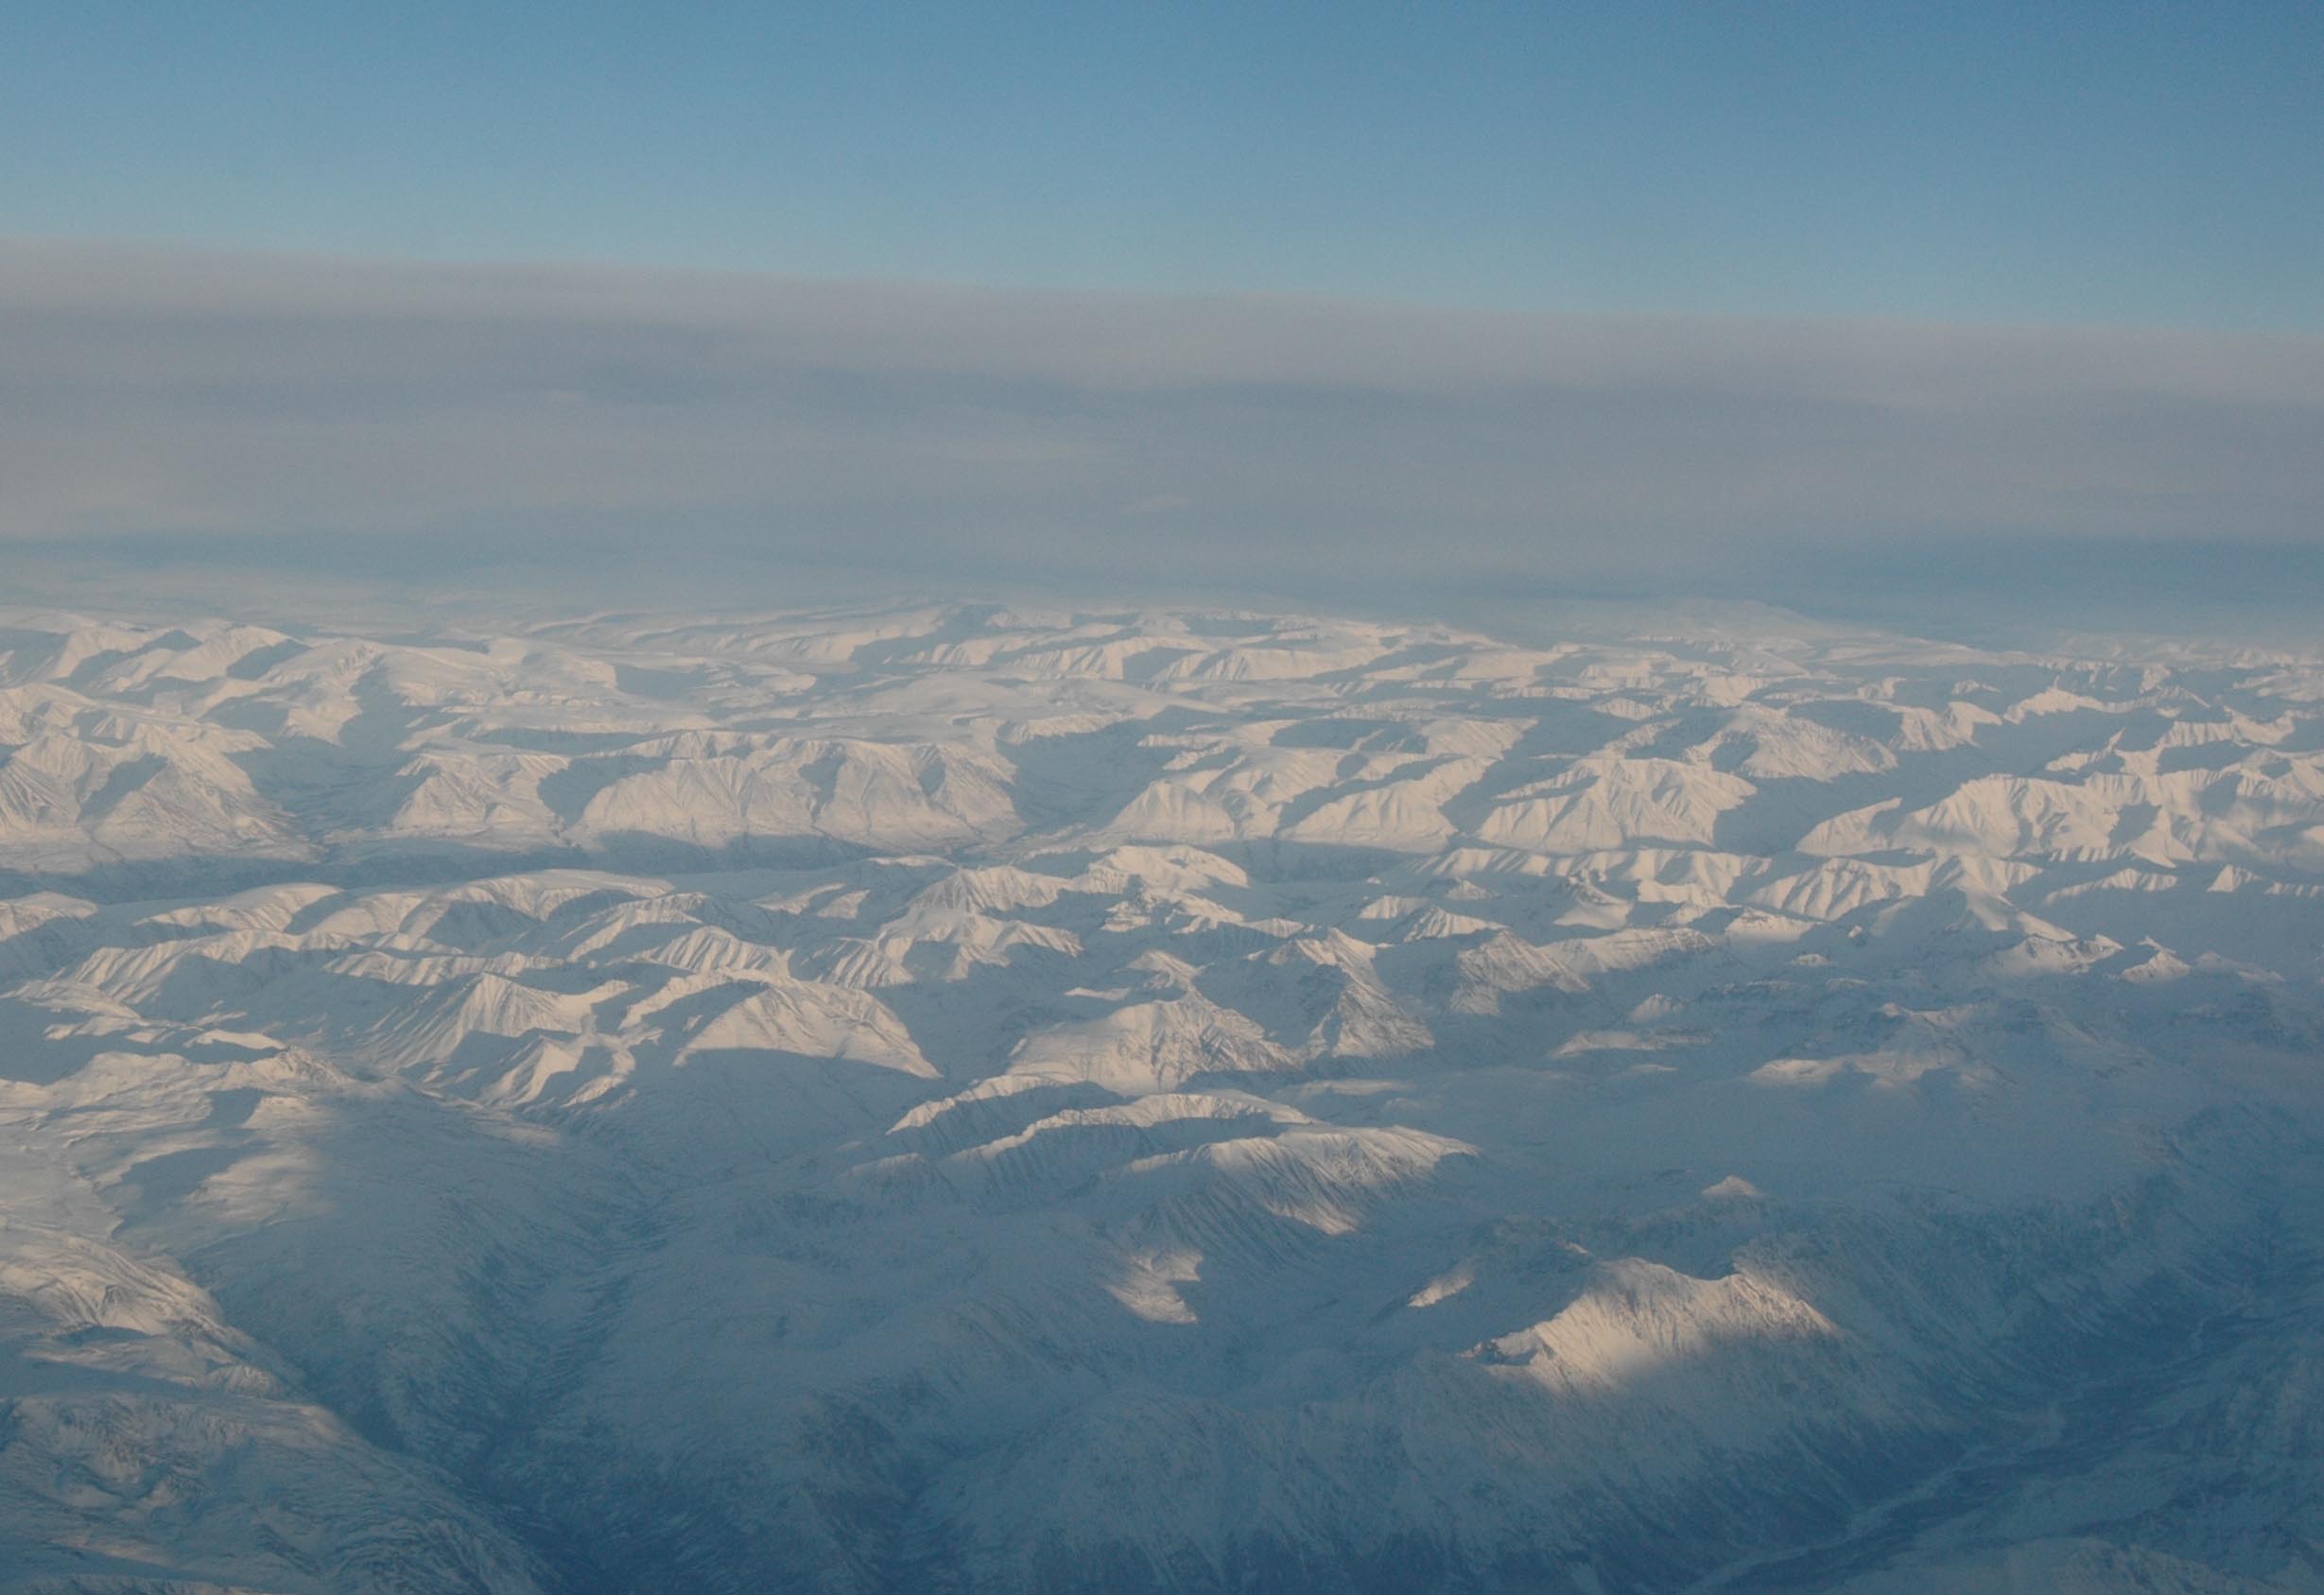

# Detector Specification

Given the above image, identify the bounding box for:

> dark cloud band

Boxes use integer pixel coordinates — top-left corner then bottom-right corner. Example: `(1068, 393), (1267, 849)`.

(4, 240), (2318, 613)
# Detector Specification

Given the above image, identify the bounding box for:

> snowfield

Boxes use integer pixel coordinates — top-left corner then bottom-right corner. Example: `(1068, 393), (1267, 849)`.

(0, 599), (2319, 1592)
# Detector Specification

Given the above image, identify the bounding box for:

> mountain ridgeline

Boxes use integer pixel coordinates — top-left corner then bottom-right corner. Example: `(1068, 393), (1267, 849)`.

(1, 601), (2320, 1593)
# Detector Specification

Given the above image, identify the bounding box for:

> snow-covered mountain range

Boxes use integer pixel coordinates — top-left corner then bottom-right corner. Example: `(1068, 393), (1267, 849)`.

(2, 599), (2318, 1592)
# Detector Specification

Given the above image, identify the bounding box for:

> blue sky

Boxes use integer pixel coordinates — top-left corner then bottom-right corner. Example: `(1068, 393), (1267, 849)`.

(5, 0), (2318, 326)
(3, 3), (2318, 626)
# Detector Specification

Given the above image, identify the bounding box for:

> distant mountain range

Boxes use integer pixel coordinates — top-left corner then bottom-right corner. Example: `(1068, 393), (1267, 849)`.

(2, 600), (2318, 1592)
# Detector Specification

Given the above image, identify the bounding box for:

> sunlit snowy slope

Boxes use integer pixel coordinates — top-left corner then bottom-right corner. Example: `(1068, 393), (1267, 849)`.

(1, 600), (2319, 1593)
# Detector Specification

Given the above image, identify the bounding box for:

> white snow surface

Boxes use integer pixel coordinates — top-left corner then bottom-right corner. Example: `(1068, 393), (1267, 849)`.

(0, 599), (2320, 1593)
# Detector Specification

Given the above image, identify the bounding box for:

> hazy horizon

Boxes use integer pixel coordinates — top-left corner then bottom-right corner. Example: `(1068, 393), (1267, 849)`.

(7, 237), (2319, 648)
